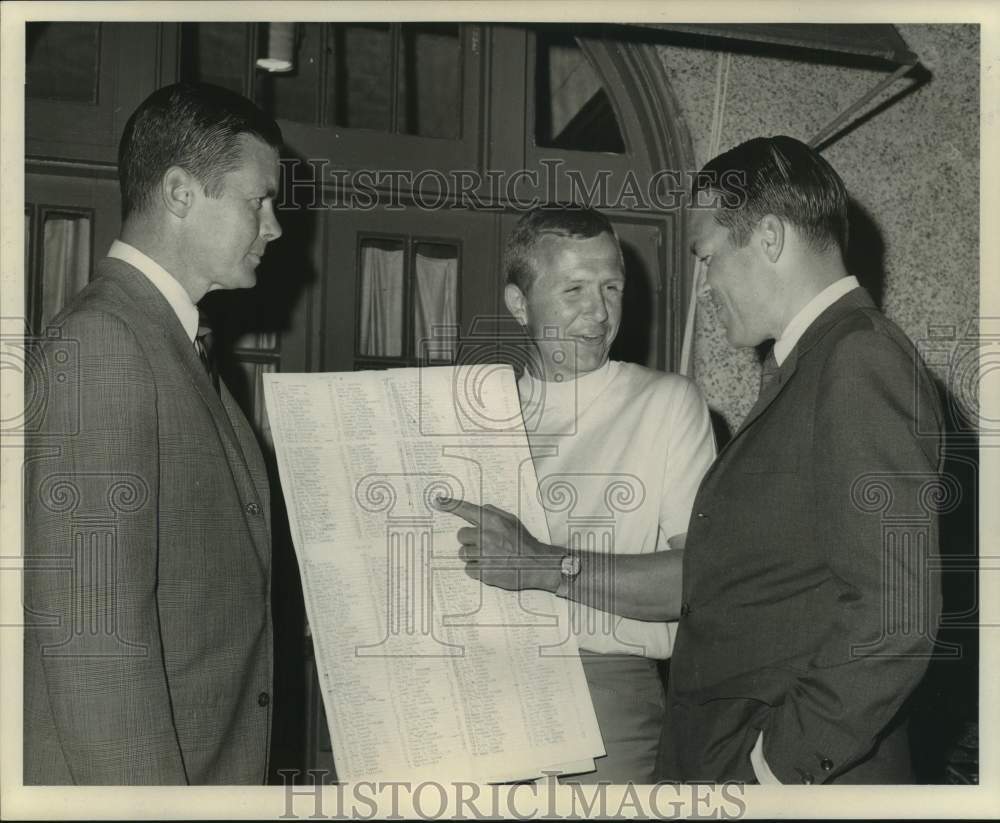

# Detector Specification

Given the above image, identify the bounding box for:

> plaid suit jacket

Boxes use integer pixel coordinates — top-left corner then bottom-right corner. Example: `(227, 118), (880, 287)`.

(23, 257), (273, 784)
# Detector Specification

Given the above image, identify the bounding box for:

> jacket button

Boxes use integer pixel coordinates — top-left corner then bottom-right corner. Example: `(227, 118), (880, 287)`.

(246, 502), (262, 515)
(696, 512), (707, 519)
(820, 757), (834, 771)
(680, 602), (691, 617)
(257, 691), (270, 707)
(801, 772), (815, 785)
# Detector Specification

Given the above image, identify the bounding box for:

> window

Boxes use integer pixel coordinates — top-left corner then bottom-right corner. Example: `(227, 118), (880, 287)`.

(356, 237), (459, 366)
(27, 210), (93, 331)
(185, 22), (464, 139)
(179, 23), (252, 95)
(26, 23), (101, 103)
(534, 29), (625, 154)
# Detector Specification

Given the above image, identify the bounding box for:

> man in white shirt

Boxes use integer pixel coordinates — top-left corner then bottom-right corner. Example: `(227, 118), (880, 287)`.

(444, 137), (943, 784)
(454, 207), (716, 782)
(24, 82), (283, 784)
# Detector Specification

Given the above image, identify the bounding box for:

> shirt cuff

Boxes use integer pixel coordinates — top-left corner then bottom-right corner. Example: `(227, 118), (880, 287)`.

(750, 730), (783, 784)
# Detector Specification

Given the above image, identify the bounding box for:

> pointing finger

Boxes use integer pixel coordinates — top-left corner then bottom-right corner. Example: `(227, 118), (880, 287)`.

(436, 497), (482, 525)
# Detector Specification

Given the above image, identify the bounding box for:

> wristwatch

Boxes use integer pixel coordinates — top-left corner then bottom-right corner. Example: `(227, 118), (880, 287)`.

(556, 553), (581, 597)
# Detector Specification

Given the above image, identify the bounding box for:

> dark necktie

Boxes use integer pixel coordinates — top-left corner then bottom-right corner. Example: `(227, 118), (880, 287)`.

(195, 315), (220, 394)
(758, 348), (779, 397)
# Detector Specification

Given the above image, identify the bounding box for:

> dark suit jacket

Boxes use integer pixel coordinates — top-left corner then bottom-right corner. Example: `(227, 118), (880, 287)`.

(23, 257), (273, 784)
(666, 288), (943, 784)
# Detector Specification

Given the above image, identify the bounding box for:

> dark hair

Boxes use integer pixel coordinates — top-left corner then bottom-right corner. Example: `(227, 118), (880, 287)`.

(118, 82), (283, 221)
(693, 135), (849, 253)
(504, 206), (622, 293)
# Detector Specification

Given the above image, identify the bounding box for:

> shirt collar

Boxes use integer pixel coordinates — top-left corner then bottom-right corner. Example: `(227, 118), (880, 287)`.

(773, 275), (860, 366)
(107, 240), (200, 342)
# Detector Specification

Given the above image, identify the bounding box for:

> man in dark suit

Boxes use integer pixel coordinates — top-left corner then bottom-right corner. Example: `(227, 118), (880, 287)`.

(24, 82), (283, 784)
(443, 136), (943, 784)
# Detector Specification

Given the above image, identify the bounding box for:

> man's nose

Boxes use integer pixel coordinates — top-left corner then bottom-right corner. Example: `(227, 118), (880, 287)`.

(261, 205), (282, 243)
(583, 288), (609, 321)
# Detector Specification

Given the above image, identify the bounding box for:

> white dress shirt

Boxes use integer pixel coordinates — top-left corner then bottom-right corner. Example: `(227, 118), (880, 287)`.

(772, 275), (860, 366)
(107, 240), (199, 343)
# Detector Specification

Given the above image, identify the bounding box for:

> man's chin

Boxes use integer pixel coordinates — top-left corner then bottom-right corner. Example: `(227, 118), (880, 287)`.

(236, 267), (259, 289)
(573, 354), (609, 377)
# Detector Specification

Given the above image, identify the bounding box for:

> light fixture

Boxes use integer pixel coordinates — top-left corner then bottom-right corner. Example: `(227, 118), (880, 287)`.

(256, 23), (295, 73)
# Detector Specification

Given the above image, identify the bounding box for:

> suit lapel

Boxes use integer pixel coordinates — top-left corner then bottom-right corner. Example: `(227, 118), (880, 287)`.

(710, 288), (876, 468)
(98, 260), (271, 564)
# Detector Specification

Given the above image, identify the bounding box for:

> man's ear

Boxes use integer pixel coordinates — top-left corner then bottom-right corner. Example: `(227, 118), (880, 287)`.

(757, 214), (785, 264)
(504, 283), (529, 327)
(161, 166), (197, 219)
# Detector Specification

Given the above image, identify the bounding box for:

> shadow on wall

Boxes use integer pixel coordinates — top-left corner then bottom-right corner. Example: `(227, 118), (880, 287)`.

(845, 197), (887, 309)
(909, 376), (980, 784)
(610, 241), (654, 368)
(839, 195), (977, 783)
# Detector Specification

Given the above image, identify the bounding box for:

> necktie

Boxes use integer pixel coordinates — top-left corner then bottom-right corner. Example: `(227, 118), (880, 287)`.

(195, 315), (220, 394)
(758, 348), (779, 397)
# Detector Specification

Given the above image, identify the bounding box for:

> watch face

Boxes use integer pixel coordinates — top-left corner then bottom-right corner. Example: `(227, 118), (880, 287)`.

(560, 554), (581, 578)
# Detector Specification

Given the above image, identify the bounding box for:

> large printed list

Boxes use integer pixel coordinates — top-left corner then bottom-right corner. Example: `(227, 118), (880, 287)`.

(263, 365), (603, 783)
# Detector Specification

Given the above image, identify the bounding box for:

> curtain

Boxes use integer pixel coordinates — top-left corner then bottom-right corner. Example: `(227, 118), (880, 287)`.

(358, 242), (404, 357)
(413, 247), (457, 361)
(40, 214), (90, 330)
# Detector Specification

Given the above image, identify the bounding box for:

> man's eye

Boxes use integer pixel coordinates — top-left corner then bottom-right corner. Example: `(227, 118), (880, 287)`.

(565, 286), (580, 294)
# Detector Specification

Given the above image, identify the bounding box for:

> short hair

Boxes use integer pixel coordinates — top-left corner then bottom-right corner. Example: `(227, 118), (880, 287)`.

(693, 135), (849, 254)
(118, 82), (283, 221)
(504, 206), (622, 293)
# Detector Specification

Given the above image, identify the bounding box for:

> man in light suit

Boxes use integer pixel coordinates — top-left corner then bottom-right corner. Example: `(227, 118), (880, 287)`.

(24, 82), (283, 784)
(443, 136), (943, 784)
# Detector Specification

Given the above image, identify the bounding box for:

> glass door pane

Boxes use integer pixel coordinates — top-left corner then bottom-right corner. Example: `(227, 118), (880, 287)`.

(26, 22), (101, 103)
(180, 23), (250, 94)
(397, 24), (462, 139)
(326, 24), (394, 131)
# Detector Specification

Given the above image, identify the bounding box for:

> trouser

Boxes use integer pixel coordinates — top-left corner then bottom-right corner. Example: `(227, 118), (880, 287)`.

(560, 653), (665, 785)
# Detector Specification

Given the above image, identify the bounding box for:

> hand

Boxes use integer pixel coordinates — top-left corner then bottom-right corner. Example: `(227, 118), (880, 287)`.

(436, 498), (563, 593)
